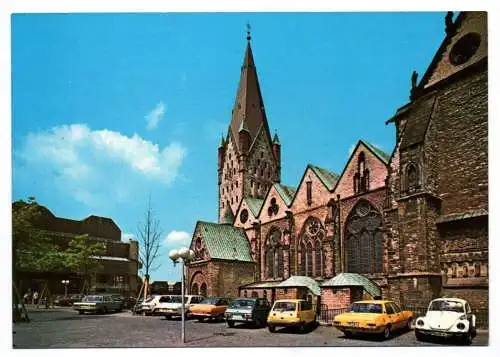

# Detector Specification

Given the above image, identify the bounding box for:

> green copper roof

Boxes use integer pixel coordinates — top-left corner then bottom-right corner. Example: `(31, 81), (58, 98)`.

(308, 165), (340, 191)
(222, 208), (235, 224)
(361, 140), (390, 164)
(273, 183), (296, 206)
(321, 273), (381, 298)
(278, 275), (321, 296)
(195, 221), (253, 262)
(245, 198), (264, 217)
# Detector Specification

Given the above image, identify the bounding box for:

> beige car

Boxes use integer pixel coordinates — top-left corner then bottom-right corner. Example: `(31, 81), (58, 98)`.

(73, 294), (122, 315)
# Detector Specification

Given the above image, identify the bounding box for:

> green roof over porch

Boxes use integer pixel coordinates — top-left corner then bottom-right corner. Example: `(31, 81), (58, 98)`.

(278, 275), (321, 296)
(321, 273), (381, 298)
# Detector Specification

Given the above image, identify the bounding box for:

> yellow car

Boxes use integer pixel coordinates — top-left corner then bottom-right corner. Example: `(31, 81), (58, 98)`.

(188, 297), (231, 322)
(334, 300), (415, 340)
(267, 299), (316, 333)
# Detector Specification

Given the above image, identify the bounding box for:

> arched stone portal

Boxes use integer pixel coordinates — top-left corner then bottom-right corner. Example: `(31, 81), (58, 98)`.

(190, 271), (208, 296)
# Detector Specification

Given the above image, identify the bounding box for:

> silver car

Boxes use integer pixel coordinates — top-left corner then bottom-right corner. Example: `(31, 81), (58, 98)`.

(73, 294), (123, 315)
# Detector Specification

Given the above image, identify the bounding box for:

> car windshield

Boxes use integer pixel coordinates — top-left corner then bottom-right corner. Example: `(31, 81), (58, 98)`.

(144, 296), (156, 303)
(272, 302), (296, 312)
(348, 303), (383, 314)
(429, 300), (464, 313)
(229, 299), (254, 309)
(200, 297), (218, 305)
(83, 296), (103, 302)
(170, 296), (188, 303)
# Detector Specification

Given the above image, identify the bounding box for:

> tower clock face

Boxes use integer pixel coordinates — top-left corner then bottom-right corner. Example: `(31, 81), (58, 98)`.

(240, 209), (249, 223)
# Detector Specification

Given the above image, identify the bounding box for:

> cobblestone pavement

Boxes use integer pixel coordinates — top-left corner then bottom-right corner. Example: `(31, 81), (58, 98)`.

(13, 309), (488, 348)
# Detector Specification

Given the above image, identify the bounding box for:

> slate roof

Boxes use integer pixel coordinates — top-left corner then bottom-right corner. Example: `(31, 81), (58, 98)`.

(399, 96), (436, 150)
(361, 140), (391, 164)
(436, 209), (488, 224)
(195, 221), (253, 262)
(278, 276), (321, 296)
(273, 183), (297, 206)
(245, 198), (264, 217)
(321, 273), (381, 298)
(308, 165), (340, 191)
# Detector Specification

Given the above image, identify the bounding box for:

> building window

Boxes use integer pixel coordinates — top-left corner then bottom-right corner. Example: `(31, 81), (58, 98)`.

(261, 152), (264, 158)
(449, 32), (481, 66)
(236, 195), (238, 202)
(353, 173), (360, 194)
(251, 291), (258, 298)
(290, 248), (295, 276)
(221, 201), (224, 209)
(300, 243), (306, 276)
(236, 181), (238, 188)
(475, 263), (481, 277)
(251, 180), (254, 188)
(306, 181), (312, 205)
(243, 290), (248, 297)
(191, 283), (199, 295)
(345, 200), (383, 274)
(200, 283), (207, 297)
(462, 263), (469, 278)
(278, 246), (284, 277)
(267, 249), (274, 279)
(451, 265), (457, 278)
(315, 240), (322, 276)
(406, 164), (419, 192)
(306, 243), (313, 277)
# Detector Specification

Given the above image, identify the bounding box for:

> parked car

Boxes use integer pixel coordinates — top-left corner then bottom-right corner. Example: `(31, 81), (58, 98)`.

(414, 298), (477, 345)
(132, 297), (144, 314)
(54, 295), (82, 306)
(188, 297), (231, 321)
(267, 299), (316, 333)
(141, 295), (170, 316)
(225, 297), (270, 328)
(154, 295), (204, 319)
(73, 294), (123, 314)
(333, 300), (415, 340)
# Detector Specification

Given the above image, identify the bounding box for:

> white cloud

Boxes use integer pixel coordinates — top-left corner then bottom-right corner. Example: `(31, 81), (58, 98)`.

(145, 102), (166, 130)
(16, 124), (187, 207)
(164, 230), (190, 244)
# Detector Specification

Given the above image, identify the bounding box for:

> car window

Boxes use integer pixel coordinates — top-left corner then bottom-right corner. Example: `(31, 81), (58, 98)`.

(348, 303), (383, 314)
(429, 300), (464, 313)
(273, 301), (297, 312)
(385, 304), (394, 314)
(229, 299), (254, 309)
(392, 303), (401, 313)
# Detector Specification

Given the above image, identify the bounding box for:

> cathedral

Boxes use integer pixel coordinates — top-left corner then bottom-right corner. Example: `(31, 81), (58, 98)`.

(186, 12), (488, 311)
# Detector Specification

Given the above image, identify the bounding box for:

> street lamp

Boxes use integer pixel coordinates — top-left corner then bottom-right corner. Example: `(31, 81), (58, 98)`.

(61, 280), (69, 298)
(168, 247), (195, 344)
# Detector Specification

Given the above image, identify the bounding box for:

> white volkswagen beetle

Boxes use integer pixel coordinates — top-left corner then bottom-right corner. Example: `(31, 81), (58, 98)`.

(415, 298), (476, 345)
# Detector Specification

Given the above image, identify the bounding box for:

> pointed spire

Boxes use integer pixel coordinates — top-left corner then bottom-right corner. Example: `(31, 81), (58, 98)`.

(219, 132), (226, 147)
(273, 130), (280, 145)
(246, 22), (251, 42)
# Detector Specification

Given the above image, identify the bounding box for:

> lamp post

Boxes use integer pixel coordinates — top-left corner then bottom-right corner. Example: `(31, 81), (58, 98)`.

(61, 280), (69, 298)
(168, 247), (195, 344)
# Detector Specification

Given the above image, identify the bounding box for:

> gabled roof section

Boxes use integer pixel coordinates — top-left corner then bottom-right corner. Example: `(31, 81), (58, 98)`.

(278, 276), (321, 296)
(228, 38), (273, 153)
(321, 273), (381, 298)
(194, 221), (253, 262)
(360, 140), (391, 164)
(308, 165), (339, 191)
(245, 197), (264, 217)
(273, 183), (296, 206)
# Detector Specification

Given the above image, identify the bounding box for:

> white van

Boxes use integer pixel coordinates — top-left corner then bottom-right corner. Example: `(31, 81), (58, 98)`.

(154, 295), (204, 319)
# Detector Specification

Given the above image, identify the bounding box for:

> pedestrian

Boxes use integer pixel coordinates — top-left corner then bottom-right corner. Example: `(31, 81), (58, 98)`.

(23, 292), (28, 304)
(33, 291), (39, 305)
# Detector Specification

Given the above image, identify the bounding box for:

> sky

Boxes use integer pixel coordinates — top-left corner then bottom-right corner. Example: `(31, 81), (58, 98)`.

(11, 12), (449, 282)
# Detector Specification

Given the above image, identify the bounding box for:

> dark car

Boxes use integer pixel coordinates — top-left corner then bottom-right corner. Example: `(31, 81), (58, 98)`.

(225, 297), (270, 328)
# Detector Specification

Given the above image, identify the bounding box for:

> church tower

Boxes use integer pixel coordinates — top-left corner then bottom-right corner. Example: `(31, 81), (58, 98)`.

(218, 27), (281, 223)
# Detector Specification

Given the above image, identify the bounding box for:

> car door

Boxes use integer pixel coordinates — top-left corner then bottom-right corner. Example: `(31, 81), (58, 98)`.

(384, 303), (399, 329)
(390, 303), (405, 329)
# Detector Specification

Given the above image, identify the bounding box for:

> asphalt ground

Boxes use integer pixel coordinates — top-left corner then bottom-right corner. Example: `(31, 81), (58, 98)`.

(12, 308), (488, 348)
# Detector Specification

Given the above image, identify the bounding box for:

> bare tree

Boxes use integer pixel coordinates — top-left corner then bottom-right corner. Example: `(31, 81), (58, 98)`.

(137, 197), (162, 299)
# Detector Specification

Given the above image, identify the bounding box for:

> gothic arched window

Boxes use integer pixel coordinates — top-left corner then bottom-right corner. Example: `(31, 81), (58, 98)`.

(406, 164), (419, 192)
(278, 246), (284, 277)
(191, 283), (198, 295)
(266, 228), (282, 279)
(306, 242), (313, 277)
(300, 243), (306, 276)
(475, 263), (481, 277)
(315, 240), (322, 276)
(345, 200), (383, 274)
(200, 283), (207, 297)
(267, 249), (275, 279)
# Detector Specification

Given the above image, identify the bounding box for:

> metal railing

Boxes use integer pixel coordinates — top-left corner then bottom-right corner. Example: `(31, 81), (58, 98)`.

(318, 304), (489, 329)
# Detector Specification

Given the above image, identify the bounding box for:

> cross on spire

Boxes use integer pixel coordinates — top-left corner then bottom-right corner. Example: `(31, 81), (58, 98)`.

(246, 22), (251, 41)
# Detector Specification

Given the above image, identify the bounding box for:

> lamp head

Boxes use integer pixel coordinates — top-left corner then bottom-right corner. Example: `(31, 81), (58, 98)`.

(178, 247), (189, 259)
(168, 249), (180, 262)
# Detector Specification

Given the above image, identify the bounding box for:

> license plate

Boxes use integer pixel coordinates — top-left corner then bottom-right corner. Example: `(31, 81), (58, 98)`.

(430, 332), (448, 337)
(347, 321), (359, 327)
(232, 315), (245, 321)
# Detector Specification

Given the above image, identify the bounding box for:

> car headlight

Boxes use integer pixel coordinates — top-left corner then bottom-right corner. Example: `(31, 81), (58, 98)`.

(456, 322), (466, 330)
(416, 319), (424, 326)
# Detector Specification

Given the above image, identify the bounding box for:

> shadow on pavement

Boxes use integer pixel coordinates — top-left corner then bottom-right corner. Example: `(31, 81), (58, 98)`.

(271, 322), (319, 335)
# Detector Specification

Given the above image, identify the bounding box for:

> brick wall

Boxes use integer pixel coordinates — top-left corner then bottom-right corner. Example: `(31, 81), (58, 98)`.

(321, 288), (352, 309)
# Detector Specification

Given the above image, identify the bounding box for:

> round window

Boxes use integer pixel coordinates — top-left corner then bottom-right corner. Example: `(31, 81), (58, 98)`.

(449, 33), (481, 66)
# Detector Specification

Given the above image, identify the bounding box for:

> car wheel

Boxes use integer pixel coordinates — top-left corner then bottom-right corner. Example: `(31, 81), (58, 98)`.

(268, 325), (276, 333)
(415, 330), (425, 342)
(103, 307), (108, 314)
(381, 325), (391, 340)
(255, 318), (262, 328)
(78, 311), (84, 315)
(406, 318), (413, 331)
(227, 321), (235, 328)
(197, 317), (204, 322)
(344, 331), (353, 338)
(462, 331), (473, 346)
(165, 315), (172, 320)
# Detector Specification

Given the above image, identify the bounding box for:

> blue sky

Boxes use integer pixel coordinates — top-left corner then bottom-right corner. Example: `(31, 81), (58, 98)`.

(11, 12), (447, 282)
